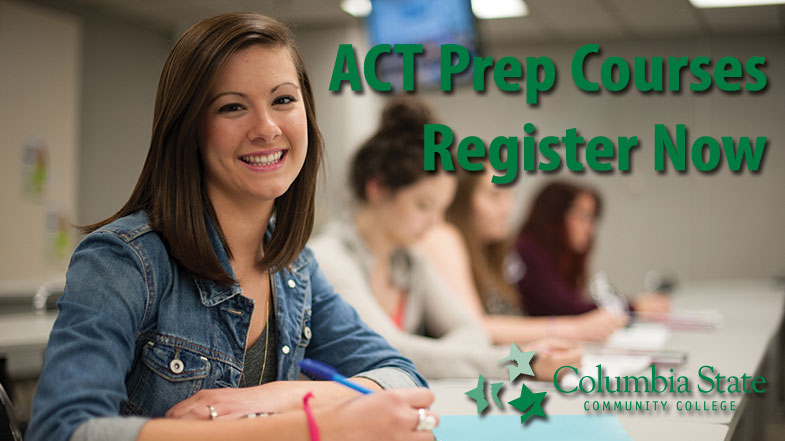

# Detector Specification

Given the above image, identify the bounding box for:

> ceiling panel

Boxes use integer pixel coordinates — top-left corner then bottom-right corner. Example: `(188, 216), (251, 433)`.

(528, 0), (626, 40)
(605, 0), (704, 37)
(477, 16), (559, 45)
(698, 5), (784, 33)
(35, 0), (785, 43)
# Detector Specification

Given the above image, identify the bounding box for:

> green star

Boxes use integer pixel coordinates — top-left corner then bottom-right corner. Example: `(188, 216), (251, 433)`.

(508, 382), (547, 424)
(490, 382), (504, 408)
(464, 374), (489, 414)
(497, 344), (535, 382)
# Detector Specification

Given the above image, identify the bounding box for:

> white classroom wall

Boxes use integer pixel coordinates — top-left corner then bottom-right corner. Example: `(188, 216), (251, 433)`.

(419, 35), (785, 293)
(0, 1), (782, 295)
(0, 0), (80, 282)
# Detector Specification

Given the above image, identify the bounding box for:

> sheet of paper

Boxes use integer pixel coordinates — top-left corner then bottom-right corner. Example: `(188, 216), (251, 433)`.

(653, 309), (724, 330)
(433, 414), (632, 441)
(606, 323), (669, 351)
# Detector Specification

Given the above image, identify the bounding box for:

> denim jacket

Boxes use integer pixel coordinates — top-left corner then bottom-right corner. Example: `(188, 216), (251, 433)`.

(26, 211), (426, 441)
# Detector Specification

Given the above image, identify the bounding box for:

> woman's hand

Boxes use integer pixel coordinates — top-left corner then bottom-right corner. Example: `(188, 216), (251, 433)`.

(525, 339), (583, 381)
(166, 378), (384, 420)
(317, 388), (439, 441)
(633, 292), (671, 315)
(165, 382), (299, 420)
(562, 309), (628, 342)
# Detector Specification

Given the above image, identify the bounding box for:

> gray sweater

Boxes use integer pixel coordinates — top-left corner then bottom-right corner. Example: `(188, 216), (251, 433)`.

(310, 220), (509, 380)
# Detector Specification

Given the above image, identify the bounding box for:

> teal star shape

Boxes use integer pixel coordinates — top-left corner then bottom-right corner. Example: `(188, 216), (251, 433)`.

(464, 374), (489, 414)
(508, 382), (547, 424)
(490, 382), (504, 408)
(497, 344), (535, 382)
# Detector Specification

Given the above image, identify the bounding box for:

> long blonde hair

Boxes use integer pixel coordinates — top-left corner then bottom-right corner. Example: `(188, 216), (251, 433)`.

(446, 170), (521, 312)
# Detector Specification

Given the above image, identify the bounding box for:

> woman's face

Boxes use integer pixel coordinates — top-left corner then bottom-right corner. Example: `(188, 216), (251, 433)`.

(200, 45), (307, 206)
(565, 192), (598, 253)
(470, 171), (515, 242)
(375, 173), (457, 247)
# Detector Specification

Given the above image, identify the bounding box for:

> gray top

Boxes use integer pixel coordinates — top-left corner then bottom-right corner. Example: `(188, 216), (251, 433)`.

(309, 220), (509, 380)
(241, 297), (278, 387)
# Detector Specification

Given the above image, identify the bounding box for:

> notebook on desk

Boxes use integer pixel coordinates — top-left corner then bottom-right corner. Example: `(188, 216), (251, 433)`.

(433, 415), (632, 441)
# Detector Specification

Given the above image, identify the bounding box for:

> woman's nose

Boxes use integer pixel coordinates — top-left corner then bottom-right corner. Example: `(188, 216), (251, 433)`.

(248, 108), (282, 143)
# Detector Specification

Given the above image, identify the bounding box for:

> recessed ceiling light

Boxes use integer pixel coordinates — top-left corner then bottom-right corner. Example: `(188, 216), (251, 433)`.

(340, 0), (372, 18)
(471, 0), (529, 19)
(689, 0), (785, 7)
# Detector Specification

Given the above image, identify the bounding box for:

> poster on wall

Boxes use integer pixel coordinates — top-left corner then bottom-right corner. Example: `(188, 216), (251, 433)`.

(22, 137), (49, 201)
(45, 205), (71, 262)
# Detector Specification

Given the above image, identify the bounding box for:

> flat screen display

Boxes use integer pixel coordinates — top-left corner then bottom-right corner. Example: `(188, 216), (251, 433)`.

(366, 0), (479, 90)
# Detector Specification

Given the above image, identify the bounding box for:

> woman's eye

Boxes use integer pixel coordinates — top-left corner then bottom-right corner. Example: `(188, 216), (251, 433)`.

(218, 103), (244, 113)
(274, 95), (297, 105)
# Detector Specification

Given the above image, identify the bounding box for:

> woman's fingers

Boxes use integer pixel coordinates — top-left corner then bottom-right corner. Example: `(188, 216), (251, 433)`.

(395, 387), (436, 409)
(408, 408), (440, 440)
(165, 389), (221, 419)
(166, 400), (210, 419)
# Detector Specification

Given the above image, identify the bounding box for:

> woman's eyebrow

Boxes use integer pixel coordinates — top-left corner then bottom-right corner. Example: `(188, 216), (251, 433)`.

(272, 81), (300, 93)
(208, 82), (299, 104)
(208, 91), (246, 104)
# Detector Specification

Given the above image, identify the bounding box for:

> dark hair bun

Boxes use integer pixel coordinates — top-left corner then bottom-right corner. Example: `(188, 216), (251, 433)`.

(349, 96), (441, 201)
(378, 96), (435, 133)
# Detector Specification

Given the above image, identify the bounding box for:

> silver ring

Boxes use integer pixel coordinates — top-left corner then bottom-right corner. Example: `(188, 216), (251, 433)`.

(415, 408), (436, 431)
(206, 404), (218, 420)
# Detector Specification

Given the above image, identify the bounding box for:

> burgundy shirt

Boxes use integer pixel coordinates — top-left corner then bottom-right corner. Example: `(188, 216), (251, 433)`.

(515, 235), (597, 316)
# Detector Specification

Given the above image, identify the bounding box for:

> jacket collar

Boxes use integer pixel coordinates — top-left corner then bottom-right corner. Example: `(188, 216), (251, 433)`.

(194, 214), (249, 307)
(194, 212), (313, 306)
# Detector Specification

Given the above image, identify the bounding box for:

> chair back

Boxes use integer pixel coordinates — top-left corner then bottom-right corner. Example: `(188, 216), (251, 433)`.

(0, 381), (22, 441)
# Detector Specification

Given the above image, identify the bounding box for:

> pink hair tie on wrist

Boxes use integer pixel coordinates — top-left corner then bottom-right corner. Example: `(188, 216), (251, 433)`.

(303, 391), (320, 441)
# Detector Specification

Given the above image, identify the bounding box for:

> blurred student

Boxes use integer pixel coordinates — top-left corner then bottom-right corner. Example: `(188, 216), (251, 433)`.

(516, 181), (670, 317)
(26, 13), (437, 441)
(310, 97), (581, 380)
(420, 169), (627, 343)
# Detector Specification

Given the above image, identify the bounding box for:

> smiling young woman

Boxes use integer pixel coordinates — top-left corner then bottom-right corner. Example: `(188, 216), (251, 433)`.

(25, 12), (437, 441)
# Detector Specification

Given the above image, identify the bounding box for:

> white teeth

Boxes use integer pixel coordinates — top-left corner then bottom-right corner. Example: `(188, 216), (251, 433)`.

(241, 151), (284, 166)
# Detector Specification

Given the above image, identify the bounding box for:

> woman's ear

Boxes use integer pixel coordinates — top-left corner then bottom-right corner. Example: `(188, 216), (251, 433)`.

(365, 178), (386, 204)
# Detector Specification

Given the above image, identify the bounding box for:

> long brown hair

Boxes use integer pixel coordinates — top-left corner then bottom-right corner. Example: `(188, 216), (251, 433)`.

(518, 181), (603, 291)
(83, 12), (323, 285)
(446, 169), (521, 311)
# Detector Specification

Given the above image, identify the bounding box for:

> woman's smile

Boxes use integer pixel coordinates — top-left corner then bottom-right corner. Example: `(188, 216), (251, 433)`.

(238, 148), (288, 170)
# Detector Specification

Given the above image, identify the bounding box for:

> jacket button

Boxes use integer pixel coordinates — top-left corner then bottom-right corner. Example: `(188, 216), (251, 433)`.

(303, 326), (312, 339)
(281, 345), (290, 355)
(169, 359), (184, 374)
(287, 279), (296, 288)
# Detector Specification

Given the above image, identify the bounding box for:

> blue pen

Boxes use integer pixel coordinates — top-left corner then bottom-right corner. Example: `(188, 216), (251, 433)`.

(299, 358), (375, 394)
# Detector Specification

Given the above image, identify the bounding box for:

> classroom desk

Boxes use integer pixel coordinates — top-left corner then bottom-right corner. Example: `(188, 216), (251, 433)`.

(0, 312), (56, 378)
(429, 279), (784, 441)
(616, 419), (728, 441)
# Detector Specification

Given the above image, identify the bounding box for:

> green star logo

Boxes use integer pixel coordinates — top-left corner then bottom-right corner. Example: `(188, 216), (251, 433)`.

(508, 382), (547, 424)
(498, 344), (535, 382)
(464, 374), (489, 414)
(464, 344), (548, 425)
(490, 382), (504, 408)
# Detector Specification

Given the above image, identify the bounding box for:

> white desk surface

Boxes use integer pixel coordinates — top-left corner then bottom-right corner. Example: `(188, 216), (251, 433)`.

(0, 278), (781, 436)
(618, 419), (727, 441)
(0, 312), (56, 350)
(429, 279), (784, 439)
